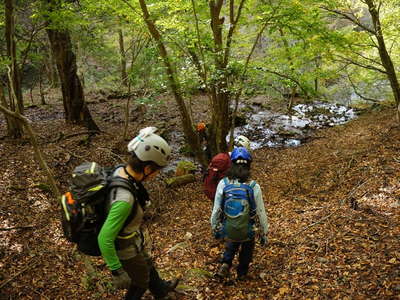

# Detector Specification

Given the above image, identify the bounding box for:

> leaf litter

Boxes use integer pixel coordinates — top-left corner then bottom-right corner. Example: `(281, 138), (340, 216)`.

(0, 95), (399, 299)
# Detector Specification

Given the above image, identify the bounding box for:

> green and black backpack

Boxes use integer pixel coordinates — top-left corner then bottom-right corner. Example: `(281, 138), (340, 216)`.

(60, 162), (137, 256)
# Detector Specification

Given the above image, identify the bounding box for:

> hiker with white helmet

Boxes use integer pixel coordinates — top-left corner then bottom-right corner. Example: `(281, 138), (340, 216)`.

(98, 127), (179, 299)
(234, 135), (251, 152)
(210, 147), (268, 281)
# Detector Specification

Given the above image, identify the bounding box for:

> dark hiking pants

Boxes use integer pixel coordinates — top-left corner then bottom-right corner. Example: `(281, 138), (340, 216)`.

(221, 239), (255, 276)
(121, 251), (170, 300)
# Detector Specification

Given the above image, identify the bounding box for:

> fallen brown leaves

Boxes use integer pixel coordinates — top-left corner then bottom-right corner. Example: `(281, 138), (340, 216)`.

(0, 100), (399, 299)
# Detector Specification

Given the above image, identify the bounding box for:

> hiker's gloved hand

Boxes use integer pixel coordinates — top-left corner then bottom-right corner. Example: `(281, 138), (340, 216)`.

(213, 229), (222, 239)
(112, 268), (131, 289)
(260, 235), (267, 246)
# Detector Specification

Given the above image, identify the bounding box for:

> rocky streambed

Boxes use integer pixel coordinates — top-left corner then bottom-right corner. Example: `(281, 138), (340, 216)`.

(163, 101), (357, 173)
(234, 102), (357, 149)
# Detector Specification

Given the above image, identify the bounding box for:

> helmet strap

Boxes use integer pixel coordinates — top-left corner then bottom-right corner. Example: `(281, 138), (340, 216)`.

(123, 166), (150, 209)
(142, 166), (158, 181)
(124, 165), (140, 182)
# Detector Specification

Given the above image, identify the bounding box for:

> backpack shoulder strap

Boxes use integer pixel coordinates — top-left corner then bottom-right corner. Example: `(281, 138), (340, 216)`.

(108, 177), (136, 193)
(249, 180), (256, 189)
(107, 177), (140, 227)
(241, 181), (257, 213)
(221, 178), (231, 208)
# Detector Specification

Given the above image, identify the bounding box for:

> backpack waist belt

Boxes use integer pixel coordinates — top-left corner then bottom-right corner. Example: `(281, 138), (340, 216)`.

(116, 230), (144, 254)
(117, 230), (140, 240)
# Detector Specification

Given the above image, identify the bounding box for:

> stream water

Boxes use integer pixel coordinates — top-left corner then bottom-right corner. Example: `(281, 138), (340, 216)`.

(235, 102), (356, 149)
(163, 101), (357, 173)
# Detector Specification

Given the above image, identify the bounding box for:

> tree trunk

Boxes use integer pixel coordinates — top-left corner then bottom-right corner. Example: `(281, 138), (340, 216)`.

(122, 82), (131, 141)
(209, 88), (230, 155)
(4, 0), (23, 138)
(46, 38), (59, 87)
(287, 86), (297, 112)
(365, 0), (400, 119)
(39, 66), (46, 105)
(46, 28), (99, 131)
(0, 83), (18, 136)
(208, 0), (231, 155)
(138, 0), (207, 167)
(5, 0), (23, 114)
(44, 0), (99, 131)
(118, 28), (128, 86)
(279, 27), (300, 110)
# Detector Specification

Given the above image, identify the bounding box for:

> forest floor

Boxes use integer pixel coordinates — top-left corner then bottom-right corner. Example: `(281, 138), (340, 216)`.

(0, 91), (399, 300)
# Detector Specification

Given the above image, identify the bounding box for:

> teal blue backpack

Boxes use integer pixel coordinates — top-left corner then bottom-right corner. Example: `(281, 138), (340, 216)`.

(220, 178), (257, 241)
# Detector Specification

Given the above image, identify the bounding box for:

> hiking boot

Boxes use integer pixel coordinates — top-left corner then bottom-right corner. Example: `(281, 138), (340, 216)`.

(217, 263), (230, 278)
(154, 278), (180, 300)
(165, 278), (180, 292)
(237, 274), (248, 281)
(155, 295), (171, 300)
(237, 273), (253, 281)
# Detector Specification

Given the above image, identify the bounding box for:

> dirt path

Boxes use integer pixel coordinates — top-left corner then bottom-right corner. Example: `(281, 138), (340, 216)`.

(0, 100), (399, 299)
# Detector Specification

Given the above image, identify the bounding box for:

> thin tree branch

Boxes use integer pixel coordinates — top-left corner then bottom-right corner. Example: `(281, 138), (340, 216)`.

(0, 225), (34, 231)
(19, 24), (46, 68)
(229, 21), (269, 148)
(223, 0), (246, 66)
(350, 50), (384, 67)
(191, 0), (209, 89)
(320, 6), (376, 34)
(347, 73), (380, 103)
(118, 0), (142, 17)
(0, 258), (38, 289)
(334, 54), (387, 74)
(260, 68), (309, 96)
(295, 211), (336, 235)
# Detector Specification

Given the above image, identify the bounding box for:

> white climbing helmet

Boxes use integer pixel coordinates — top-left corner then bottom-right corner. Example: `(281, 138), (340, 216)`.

(127, 127), (171, 167)
(234, 135), (251, 151)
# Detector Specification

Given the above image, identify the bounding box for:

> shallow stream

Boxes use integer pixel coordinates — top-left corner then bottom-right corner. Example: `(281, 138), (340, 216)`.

(235, 102), (356, 149)
(164, 101), (357, 173)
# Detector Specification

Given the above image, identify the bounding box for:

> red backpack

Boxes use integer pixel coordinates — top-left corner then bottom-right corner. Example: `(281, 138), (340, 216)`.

(203, 153), (231, 201)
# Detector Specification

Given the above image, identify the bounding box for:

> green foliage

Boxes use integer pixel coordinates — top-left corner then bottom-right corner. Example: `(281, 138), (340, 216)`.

(5, 0), (399, 108)
(135, 96), (156, 105)
(317, 0), (400, 103)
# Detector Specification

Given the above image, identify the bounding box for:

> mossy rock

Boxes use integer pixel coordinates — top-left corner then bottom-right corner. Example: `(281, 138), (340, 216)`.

(187, 268), (213, 279)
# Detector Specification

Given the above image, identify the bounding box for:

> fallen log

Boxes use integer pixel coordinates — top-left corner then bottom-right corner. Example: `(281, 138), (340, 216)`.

(165, 174), (196, 188)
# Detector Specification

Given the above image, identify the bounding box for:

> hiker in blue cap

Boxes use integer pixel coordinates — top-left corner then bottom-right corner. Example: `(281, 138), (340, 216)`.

(210, 147), (268, 281)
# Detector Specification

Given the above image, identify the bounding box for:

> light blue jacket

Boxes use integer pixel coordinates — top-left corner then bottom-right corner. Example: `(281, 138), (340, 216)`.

(210, 177), (269, 238)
